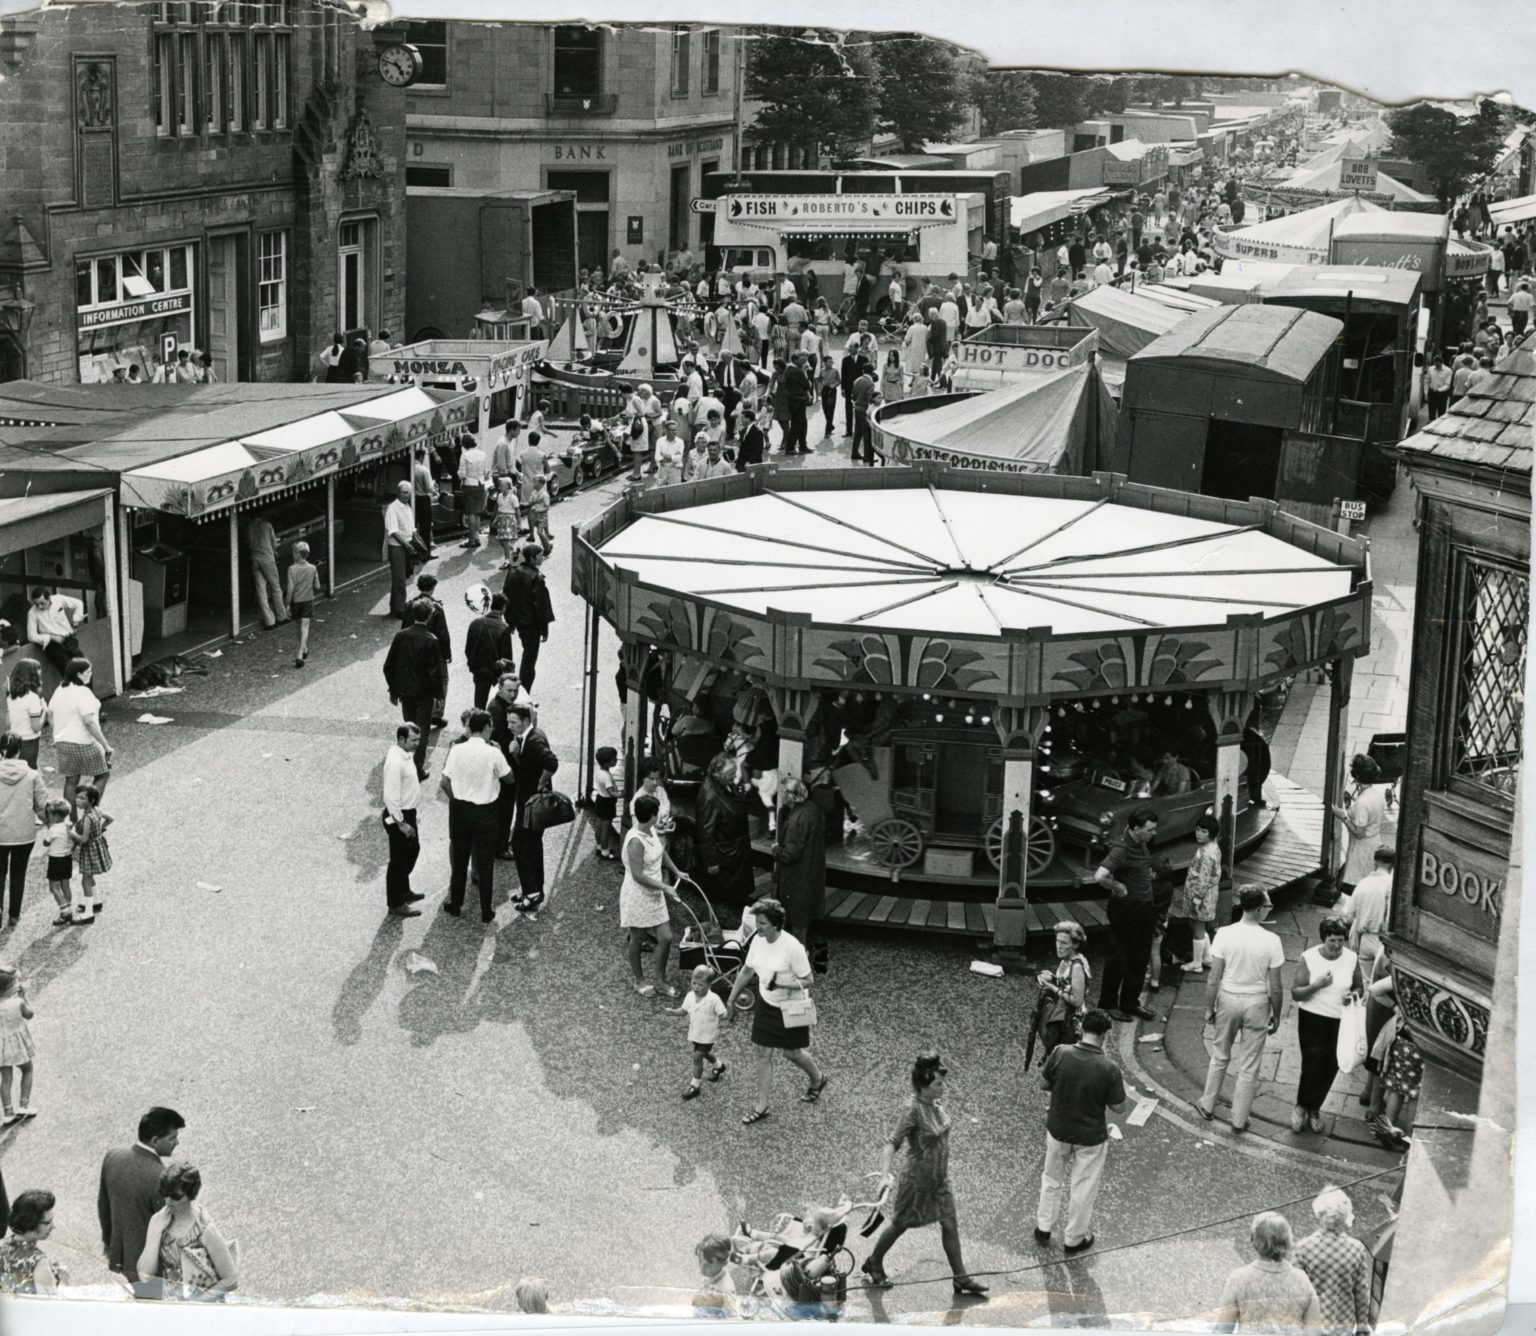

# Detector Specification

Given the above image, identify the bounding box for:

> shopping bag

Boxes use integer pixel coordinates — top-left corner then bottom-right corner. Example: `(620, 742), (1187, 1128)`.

(1336, 996), (1368, 1074)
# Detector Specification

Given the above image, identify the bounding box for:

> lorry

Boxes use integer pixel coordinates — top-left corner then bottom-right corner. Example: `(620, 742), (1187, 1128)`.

(405, 188), (579, 344)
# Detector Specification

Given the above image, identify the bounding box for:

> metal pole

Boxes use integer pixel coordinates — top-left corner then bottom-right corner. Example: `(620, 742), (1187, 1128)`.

(731, 31), (745, 178)
(582, 600), (601, 804)
(118, 507), (134, 674)
(228, 510), (240, 640)
(100, 495), (124, 695)
(325, 477), (337, 596)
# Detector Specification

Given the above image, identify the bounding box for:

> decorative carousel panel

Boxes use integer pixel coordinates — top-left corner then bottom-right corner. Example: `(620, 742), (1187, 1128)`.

(1391, 961), (1492, 1067)
(1254, 594), (1371, 680)
(796, 627), (1011, 695)
(1040, 628), (1240, 695)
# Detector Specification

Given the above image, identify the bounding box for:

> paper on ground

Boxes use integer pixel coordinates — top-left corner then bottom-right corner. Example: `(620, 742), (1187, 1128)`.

(130, 686), (184, 699)
(969, 960), (1005, 977)
(136, 713), (174, 724)
(1127, 1097), (1159, 1127)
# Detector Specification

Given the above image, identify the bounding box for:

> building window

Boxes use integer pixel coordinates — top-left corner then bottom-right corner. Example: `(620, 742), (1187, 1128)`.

(670, 26), (690, 98)
(154, 33), (175, 135)
(258, 230), (287, 342)
(1450, 557), (1527, 800)
(408, 20), (448, 87)
(250, 0), (290, 130)
(203, 29), (224, 131)
(338, 218), (374, 333)
(176, 32), (198, 134)
(406, 164), (452, 187)
(152, 1), (272, 137)
(75, 242), (198, 382)
(552, 26), (602, 98)
(701, 29), (720, 96)
(227, 30), (245, 130)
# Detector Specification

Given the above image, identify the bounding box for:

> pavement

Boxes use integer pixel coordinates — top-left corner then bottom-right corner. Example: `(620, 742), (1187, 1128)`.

(0, 369), (1410, 1325)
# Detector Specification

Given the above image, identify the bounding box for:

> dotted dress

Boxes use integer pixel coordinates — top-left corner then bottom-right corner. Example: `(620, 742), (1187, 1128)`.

(0, 994), (34, 1068)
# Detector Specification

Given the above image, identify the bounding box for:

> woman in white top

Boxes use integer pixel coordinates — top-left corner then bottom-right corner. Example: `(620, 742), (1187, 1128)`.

(619, 792), (684, 998)
(1332, 754), (1386, 891)
(51, 656), (112, 815)
(629, 759), (674, 832)
(1289, 915), (1362, 1134)
(725, 896), (827, 1125)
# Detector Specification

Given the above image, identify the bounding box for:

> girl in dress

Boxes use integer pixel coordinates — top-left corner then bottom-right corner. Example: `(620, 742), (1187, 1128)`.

(72, 783), (112, 919)
(6, 662), (47, 770)
(880, 349), (906, 403)
(1175, 814), (1222, 972)
(491, 475), (521, 569)
(0, 966), (35, 1124)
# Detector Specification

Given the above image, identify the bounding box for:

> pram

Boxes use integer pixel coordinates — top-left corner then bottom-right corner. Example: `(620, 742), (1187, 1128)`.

(672, 876), (757, 1012)
(734, 1210), (860, 1321)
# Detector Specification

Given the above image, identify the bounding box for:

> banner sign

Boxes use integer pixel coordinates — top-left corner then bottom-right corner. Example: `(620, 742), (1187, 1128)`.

(78, 291), (192, 332)
(1338, 158), (1379, 192)
(718, 195), (962, 229)
(953, 334), (1096, 374)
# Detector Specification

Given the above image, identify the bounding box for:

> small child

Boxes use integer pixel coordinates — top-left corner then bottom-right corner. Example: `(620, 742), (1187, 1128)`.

(0, 965), (35, 1124)
(590, 745), (620, 860)
(693, 1233), (739, 1318)
(666, 964), (728, 1099)
(515, 1276), (549, 1314)
(527, 475), (553, 555)
(491, 475), (521, 569)
(42, 800), (83, 927)
(284, 541), (319, 669)
(73, 783), (113, 919)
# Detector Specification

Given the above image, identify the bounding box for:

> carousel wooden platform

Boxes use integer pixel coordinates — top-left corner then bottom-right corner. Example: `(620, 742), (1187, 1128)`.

(782, 775), (1325, 941)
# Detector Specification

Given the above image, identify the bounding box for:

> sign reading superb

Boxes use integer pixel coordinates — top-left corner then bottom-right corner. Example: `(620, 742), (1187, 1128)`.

(722, 194), (959, 223)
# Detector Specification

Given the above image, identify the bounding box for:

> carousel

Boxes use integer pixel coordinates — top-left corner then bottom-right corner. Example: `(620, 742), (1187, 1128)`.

(572, 465), (1373, 950)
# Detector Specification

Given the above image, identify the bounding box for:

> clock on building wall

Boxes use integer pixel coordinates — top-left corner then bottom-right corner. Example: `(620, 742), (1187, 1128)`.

(376, 43), (423, 87)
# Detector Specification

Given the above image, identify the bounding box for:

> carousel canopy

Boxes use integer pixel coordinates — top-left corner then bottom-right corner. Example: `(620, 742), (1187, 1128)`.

(592, 484), (1357, 639)
(875, 363), (1115, 474)
(1282, 158), (1433, 204)
(1213, 196), (1387, 264)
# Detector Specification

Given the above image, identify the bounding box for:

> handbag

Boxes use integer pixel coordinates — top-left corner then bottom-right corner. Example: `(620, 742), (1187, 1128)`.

(1336, 996), (1368, 1074)
(779, 991), (818, 1028)
(523, 787), (575, 833)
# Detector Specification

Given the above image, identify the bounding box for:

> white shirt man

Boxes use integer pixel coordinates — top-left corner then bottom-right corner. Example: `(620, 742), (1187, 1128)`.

(799, 327), (822, 362)
(442, 729), (510, 806)
(888, 277), (903, 309)
(440, 716), (513, 921)
(751, 309), (771, 344)
(981, 237), (998, 264)
(1092, 261), (1115, 289)
(1342, 853), (1392, 968)
(383, 485), (416, 553)
(1197, 887), (1285, 1131)
(782, 299), (807, 333)
(778, 276), (796, 305)
(382, 725), (425, 917)
(939, 297), (961, 334)
(686, 367), (705, 403)
(27, 592), (84, 657)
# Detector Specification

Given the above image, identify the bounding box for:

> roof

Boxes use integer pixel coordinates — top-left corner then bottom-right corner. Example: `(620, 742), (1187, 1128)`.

(1011, 188), (1117, 234)
(1213, 196), (1388, 264)
(1065, 286), (1212, 359)
(1489, 193), (1536, 227)
(1267, 264), (1422, 309)
(404, 186), (574, 205)
(1330, 212), (1450, 242)
(1399, 331), (1534, 480)
(1130, 304), (1343, 384)
(1103, 139), (1151, 161)
(1282, 159), (1433, 203)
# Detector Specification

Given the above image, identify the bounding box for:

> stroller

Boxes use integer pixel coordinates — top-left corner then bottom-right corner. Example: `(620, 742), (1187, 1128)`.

(734, 1204), (863, 1321)
(673, 876), (757, 1012)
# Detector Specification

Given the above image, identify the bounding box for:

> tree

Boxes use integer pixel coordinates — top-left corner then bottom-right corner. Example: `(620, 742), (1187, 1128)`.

(869, 33), (972, 151)
(1386, 99), (1508, 207)
(975, 71), (1037, 136)
(742, 28), (879, 163)
(1028, 73), (1088, 129)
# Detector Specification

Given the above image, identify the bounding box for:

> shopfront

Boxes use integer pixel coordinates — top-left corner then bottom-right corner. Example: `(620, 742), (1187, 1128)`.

(1374, 331), (1528, 1330)
(74, 242), (198, 384)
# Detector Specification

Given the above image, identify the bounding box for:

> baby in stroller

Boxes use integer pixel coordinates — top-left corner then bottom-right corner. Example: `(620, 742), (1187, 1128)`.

(731, 1194), (881, 1317)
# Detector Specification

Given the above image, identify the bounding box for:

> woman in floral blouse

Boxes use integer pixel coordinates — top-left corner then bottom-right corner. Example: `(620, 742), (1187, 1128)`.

(1173, 814), (1221, 973)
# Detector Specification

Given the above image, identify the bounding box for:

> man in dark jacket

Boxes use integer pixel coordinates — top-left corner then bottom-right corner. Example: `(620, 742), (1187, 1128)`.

(464, 592), (514, 710)
(502, 543), (555, 691)
(697, 749), (757, 905)
(850, 359), (876, 465)
(839, 347), (860, 437)
(383, 602), (447, 778)
(782, 355), (813, 455)
(506, 701), (557, 911)
(737, 404), (772, 471)
(99, 1106), (184, 1282)
(404, 573), (452, 728)
(775, 775), (826, 952)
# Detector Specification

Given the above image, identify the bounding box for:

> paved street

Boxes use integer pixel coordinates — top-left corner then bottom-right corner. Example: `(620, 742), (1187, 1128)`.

(0, 416), (1401, 1322)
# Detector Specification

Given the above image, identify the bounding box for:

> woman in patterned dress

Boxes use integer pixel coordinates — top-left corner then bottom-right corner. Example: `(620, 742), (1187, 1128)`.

(1174, 814), (1222, 972)
(0, 1189), (67, 1294)
(860, 1054), (988, 1297)
(1294, 1187), (1372, 1336)
(137, 1162), (238, 1301)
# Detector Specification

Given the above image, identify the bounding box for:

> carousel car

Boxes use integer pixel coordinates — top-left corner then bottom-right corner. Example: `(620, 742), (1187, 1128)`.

(545, 426), (627, 498)
(1042, 758), (1250, 850)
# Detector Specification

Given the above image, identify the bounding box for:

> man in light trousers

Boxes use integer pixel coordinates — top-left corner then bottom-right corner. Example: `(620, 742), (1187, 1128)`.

(247, 512), (288, 628)
(1196, 884), (1286, 1132)
(1034, 1009), (1127, 1257)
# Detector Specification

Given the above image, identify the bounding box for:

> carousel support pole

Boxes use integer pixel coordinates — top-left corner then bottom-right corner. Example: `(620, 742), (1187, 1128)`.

(117, 509), (134, 676)
(581, 601), (602, 808)
(1318, 656), (1354, 904)
(227, 509), (241, 640)
(100, 495), (124, 696)
(619, 639), (649, 831)
(992, 706), (1048, 964)
(1209, 690), (1252, 926)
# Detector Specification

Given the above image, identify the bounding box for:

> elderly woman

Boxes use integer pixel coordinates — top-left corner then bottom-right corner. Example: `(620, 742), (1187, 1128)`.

(0, 1189), (68, 1293)
(696, 750), (756, 906)
(774, 775), (826, 951)
(51, 657), (113, 817)
(726, 897), (827, 1125)
(620, 792), (684, 998)
(1294, 1187), (1372, 1336)
(1331, 755), (1386, 895)
(860, 1053), (988, 1296)
(1213, 1213), (1321, 1333)
(138, 1162), (238, 1301)
(1036, 921), (1090, 1053)
(1290, 916), (1363, 1134)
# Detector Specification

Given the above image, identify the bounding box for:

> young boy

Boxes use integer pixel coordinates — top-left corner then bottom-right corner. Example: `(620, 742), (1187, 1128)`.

(283, 541), (319, 669)
(526, 475), (554, 555)
(667, 965), (728, 1099)
(590, 745), (620, 860)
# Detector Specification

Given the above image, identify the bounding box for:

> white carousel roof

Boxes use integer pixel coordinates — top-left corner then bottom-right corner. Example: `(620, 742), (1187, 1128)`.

(596, 489), (1355, 637)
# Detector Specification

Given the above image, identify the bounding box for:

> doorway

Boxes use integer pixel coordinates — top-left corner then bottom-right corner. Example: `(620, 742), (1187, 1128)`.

(1202, 419), (1283, 501)
(669, 163), (691, 254)
(206, 234), (244, 382)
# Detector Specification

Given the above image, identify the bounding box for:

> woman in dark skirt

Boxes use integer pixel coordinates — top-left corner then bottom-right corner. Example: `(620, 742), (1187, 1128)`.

(860, 1053), (988, 1297)
(725, 897), (827, 1126)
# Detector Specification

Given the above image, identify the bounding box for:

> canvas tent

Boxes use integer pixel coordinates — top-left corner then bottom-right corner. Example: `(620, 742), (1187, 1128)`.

(1063, 285), (1219, 361)
(872, 362), (1117, 475)
(1282, 158), (1433, 204)
(1213, 196), (1388, 265)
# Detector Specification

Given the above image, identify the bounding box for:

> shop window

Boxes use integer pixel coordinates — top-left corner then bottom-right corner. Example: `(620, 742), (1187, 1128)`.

(258, 230), (287, 342)
(1450, 556), (1527, 801)
(670, 26), (690, 98)
(405, 165), (452, 187)
(408, 20), (448, 87)
(701, 29), (720, 96)
(552, 26), (602, 98)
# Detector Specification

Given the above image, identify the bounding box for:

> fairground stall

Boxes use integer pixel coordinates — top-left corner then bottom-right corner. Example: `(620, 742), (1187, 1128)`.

(382, 338), (545, 442)
(571, 465), (1372, 950)
(944, 324), (1100, 392)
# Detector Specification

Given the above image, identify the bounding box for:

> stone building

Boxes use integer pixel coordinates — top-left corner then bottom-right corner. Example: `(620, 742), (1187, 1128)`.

(402, 21), (739, 273)
(0, 0), (409, 386)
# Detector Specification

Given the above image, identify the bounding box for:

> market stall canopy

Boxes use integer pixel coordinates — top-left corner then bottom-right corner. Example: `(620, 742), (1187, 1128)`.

(1011, 188), (1118, 235)
(0, 489), (114, 561)
(585, 479), (1360, 643)
(1212, 196), (1388, 264)
(1282, 158), (1432, 204)
(1489, 193), (1536, 228)
(1398, 330), (1534, 481)
(873, 363), (1116, 475)
(1130, 303), (1344, 386)
(1063, 285), (1216, 360)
